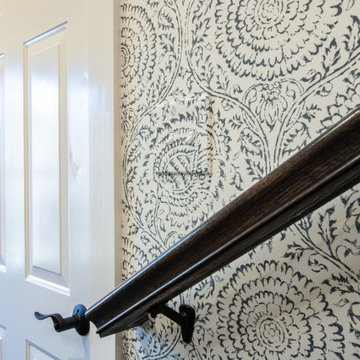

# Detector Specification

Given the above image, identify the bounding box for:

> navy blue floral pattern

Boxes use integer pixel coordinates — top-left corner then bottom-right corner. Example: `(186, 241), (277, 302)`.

(217, 261), (344, 359)
(215, 0), (343, 80)
(119, 4), (157, 108)
(118, 0), (360, 358)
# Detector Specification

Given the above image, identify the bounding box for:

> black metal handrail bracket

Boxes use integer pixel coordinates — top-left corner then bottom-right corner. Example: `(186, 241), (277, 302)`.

(149, 303), (195, 344)
(84, 107), (360, 342)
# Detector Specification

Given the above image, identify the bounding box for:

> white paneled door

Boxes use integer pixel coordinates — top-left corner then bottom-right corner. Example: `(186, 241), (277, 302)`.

(0, 0), (116, 358)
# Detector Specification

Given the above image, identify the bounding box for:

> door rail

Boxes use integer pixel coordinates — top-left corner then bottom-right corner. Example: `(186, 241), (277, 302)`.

(86, 107), (360, 340)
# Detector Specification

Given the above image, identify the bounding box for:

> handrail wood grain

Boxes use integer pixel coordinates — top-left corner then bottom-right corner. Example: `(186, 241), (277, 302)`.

(86, 107), (360, 337)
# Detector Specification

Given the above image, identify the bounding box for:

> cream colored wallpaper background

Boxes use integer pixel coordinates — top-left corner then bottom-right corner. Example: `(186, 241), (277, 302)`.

(118, 0), (360, 358)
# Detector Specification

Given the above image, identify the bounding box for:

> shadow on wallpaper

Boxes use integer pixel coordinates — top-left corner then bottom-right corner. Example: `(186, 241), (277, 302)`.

(117, 0), (360, 358)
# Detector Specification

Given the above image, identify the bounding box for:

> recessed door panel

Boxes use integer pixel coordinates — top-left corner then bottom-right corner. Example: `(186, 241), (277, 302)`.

(0, 324), (5, 360)
(24, 24), (69, 292)
(0, 53), (5, 271)
(26, 341), (59, 360)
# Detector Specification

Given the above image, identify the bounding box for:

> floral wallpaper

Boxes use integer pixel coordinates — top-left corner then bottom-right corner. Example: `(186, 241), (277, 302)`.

(117, 0), (360, 359)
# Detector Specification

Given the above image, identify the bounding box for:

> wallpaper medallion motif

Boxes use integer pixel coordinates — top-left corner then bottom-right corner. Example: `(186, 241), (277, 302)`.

(118, 0), (360, 358)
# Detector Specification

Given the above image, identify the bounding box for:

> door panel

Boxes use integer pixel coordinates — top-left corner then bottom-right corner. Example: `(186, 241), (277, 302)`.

(0, 52), (4, 271)
(24, 22), (69, 292)
(0, 325), (5, 359)
(0, 0), (116, 358)
(26, 341), (59, 360)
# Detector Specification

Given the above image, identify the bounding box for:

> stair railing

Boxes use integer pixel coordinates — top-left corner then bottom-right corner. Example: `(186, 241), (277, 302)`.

(36, 107), (360, 343)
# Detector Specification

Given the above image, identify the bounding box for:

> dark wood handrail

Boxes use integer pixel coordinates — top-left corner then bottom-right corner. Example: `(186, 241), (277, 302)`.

(86, 107), (360, 338)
